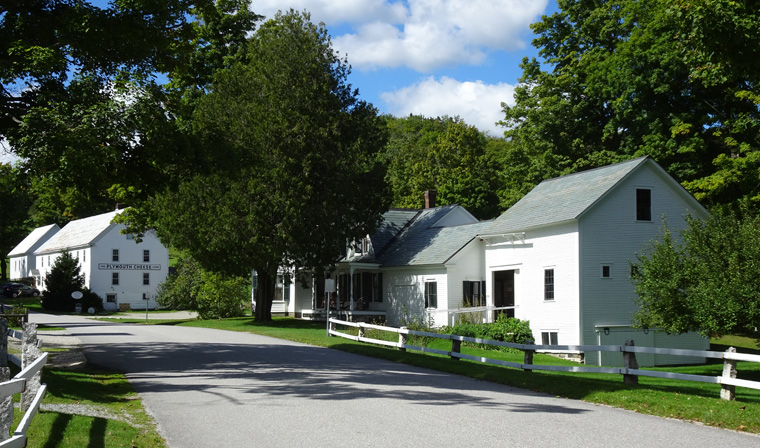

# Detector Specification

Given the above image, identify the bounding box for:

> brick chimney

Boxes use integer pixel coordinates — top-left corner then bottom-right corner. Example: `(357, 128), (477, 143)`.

(424, 190), (437, 209)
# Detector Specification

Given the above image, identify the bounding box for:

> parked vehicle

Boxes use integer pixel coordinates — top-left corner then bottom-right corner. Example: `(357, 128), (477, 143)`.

(1, 283), (40, 298)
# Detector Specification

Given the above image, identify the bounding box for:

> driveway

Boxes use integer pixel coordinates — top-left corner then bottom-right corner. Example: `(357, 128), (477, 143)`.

(31, 313), (760, 448)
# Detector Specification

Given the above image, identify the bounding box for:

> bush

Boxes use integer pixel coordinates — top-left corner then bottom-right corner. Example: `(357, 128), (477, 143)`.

(196, 271), (247, 319)
(443, 314), (533, 352)
(157, 255), (246, 319)
(81, 287), (103, 313)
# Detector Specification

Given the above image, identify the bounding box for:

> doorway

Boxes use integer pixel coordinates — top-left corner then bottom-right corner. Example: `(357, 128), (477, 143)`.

(493, 270), (515, 319)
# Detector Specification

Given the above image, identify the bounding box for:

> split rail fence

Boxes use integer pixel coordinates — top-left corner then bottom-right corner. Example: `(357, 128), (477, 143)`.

(0, 320), (48, 447)
(328, 317), (760, 401)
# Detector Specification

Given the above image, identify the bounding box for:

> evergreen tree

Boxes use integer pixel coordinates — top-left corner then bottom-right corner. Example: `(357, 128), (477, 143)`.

(42, 251), (84, 311)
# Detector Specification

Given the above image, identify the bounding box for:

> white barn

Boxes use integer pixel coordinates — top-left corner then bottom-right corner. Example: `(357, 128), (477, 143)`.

(34, 210), (169, 311)
(8, 224), (60, 281)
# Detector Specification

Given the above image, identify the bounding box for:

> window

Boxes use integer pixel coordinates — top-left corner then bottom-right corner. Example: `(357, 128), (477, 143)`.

(143, 272), (150, 285)
(541, 331), (558, 345)
(359, 272), (383, 304)
(106, 294), (116, 303)
(143, 250), (150, 262)
(544, 269), (555, 301)
(112, 249), (119, 262)
(424, 281), (438, 309)
(463, 280), (486, 307)
(601, 265), (611, 278)
(112, 272), (119, 285)
(636, 188), (652, 221)
(274, 274), (291, 301)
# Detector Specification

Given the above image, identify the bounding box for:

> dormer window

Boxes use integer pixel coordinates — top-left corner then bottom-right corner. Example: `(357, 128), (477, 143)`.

(352, 237), (370, 255)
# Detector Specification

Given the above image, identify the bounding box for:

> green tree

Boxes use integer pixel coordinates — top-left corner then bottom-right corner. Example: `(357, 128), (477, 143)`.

(153, 11), (390, 321)
(383, 115), (501, 219)
(42, 251), (84, 311)
(156, 255), (245, 319)
(0, 164), (32, 279)
(632, 210), (760, 340)
(500, 0), (760, 210)
(2, 0), (260, 224)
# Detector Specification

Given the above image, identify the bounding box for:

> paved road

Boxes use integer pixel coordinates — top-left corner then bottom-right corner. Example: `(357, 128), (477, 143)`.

(32, 313), (759, 448)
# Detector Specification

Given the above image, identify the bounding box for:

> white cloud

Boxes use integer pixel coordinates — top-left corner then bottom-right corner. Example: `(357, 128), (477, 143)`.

(380, 76), (514, 136)
(252, 0), (547, 72)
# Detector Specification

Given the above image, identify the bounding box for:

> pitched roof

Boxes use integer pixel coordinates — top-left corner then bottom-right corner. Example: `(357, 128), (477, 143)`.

(370, 209), (420, 254)
(35, 210), (122, 254)
(374, 206), (488, 267)
(8, 224), (60, 257)
(485, 157), (649, 234)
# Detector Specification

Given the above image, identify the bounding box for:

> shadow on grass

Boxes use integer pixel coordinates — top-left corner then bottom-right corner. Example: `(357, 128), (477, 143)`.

(89, 418), (107, 448)
(41, 413), (71, 448)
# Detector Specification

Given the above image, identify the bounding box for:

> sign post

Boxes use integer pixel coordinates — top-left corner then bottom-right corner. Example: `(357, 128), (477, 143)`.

(71, 291), (83, 314)
(324, 278), (335, 336)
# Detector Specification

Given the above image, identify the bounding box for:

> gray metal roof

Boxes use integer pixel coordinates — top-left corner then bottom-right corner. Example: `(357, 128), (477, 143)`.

(375, 206), (489, 267)
(485, 156), (649, 234)
(35, 210), (122, 254)
(370, 209), (420, 254)
(8, 224), (60, 257)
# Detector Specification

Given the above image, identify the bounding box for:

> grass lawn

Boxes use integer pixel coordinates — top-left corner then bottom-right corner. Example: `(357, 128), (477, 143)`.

(10, 367), (166, 448)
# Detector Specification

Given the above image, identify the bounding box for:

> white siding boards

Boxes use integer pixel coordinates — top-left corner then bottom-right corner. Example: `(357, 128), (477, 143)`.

(29, 210), (170, 312)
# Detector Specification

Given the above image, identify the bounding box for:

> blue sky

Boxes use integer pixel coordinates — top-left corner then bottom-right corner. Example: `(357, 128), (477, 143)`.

(268, 0), (560, 136)
(1, 1), (560, 163)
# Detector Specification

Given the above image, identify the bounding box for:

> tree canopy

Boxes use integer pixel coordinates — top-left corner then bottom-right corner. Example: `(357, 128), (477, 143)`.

(0, 163), (32, 279)
(632, 210), (760, 340)
(1, 0), (260, 225)
(383, 115), (501, 220)
(500, 0), (760, 210)
(153, 11), (390, 320)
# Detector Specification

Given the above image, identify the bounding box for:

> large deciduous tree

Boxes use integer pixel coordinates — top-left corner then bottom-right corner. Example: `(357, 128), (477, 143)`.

(0, 164), (32, 279)
(2, 0), (260, 224)
(383, 115), (501, 220)
(154, 11), (390, 321)
(632, 210), (760, 340)
(500, 0), (760, 210)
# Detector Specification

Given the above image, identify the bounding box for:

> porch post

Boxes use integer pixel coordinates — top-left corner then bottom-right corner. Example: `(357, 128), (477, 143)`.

(349, 266), (356, 311)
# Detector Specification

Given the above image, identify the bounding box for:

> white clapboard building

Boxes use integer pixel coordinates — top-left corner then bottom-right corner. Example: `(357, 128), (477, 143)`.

(33, 210), (169, 311)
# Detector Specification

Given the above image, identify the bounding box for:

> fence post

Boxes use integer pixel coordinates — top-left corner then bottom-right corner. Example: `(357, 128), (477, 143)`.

(398, 327), (407, 352)
(451, 336), (461, 361)
(720, 347), (737, 401)
(0, 319), (11, 441)
(358, 324), (365, 340)
(523, 339), (534, 372)
(21, 322), (42, 412)
(623, 340), (639, 385)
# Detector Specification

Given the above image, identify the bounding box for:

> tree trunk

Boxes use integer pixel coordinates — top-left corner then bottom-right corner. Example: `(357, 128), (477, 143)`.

(254, 268), (276, 321)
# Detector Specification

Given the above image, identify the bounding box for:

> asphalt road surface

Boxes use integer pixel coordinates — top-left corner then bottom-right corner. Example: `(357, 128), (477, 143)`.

(31, 313), (760, 448)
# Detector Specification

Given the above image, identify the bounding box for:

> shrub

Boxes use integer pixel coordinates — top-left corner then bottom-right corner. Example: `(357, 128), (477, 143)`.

(80, 287), (104, 312)
(196, 271), (247, 319)
(442, 315), (533, 352)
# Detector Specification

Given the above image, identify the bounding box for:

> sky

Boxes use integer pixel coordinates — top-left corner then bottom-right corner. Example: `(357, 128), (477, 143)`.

(254, 0), (559, 136)
(1, 0), (559, 165)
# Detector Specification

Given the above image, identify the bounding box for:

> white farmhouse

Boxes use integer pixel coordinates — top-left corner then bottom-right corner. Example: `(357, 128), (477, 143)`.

(279, 156), (709, 366)
(479, 156), (710, 366)
(34, 210), (169, 311)
(8, 224), (60, 281)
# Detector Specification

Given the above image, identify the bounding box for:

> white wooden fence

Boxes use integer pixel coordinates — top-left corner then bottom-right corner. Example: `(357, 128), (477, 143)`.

(328, 317), (760, 401)
(0, 321), (48, 447)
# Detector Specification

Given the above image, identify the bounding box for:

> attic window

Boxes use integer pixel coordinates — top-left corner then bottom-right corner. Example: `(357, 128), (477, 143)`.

(636, 189), (652, 221)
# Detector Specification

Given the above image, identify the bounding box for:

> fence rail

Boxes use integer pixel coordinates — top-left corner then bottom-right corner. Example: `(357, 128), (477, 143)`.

(328, 317), (760, 401)
(0, 321), (48, 447)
